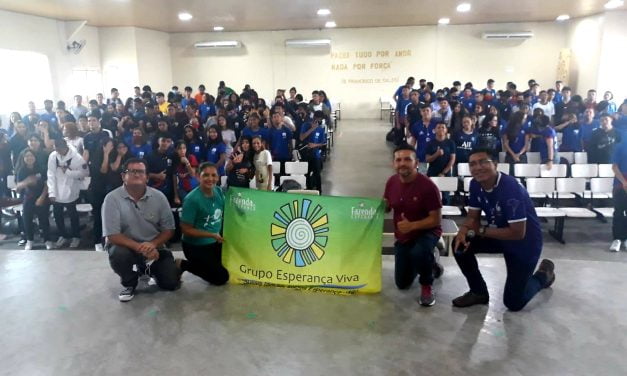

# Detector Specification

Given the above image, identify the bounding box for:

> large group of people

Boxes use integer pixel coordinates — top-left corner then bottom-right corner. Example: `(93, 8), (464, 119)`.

(1, 82), (334, 253)
(390, 76), (627, 252)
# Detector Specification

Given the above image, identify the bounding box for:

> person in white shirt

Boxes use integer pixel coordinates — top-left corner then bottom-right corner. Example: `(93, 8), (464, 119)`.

(532, 91), (555, 123)
(47, 138), (89, 248)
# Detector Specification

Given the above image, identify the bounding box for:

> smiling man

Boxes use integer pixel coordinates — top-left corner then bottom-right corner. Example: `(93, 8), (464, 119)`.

(452, 149), (555, 311)
(384, 145), (442, 306)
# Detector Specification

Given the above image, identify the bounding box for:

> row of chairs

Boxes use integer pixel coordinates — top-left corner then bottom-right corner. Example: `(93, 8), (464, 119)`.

(497, 151), (591, 165)
(457, 163), (614, 179)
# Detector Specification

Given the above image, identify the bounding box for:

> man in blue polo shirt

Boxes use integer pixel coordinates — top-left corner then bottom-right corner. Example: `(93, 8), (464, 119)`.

(269, 110), (294, 180)
(40, 99), (59, 133)
(408, 104), (437, 173)
(393, 77), (415, 103)
(452, 148), (555, 311)
(300, 111), (327, 192)
(241, 112), (269, 145)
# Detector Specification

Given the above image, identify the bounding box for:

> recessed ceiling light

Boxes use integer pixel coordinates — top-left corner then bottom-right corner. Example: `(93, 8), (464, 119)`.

(438, 18), (450, 25)
(317, 8), (331, 16)
(456, 3), (471, 12)
(213, 26), (224, 31)
(556, 14), (570, 21)
(178, 12), (192, 21)
(604, 0), (624, 9)
(325, 21), (336, 28)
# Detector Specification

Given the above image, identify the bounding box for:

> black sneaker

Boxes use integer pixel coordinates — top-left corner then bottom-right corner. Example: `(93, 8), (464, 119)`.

(433, 262), (444, 279)
(452, 291), (489, 308)
(536, 259), (555, 288)
(118, 286), (135, 302)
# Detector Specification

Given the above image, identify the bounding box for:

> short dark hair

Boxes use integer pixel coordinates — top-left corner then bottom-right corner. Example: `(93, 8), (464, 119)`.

(122, 158), (148, 172)
(142, 85), (152, 92)
(487, 79), (495, 84)
(469, 148), (497, 160)
(184, 86), (193, 92)
(393, 144), (416, 156)
(197, 162), (217, 174)
(562, 86), (572, 92)
(111, 88), (118, 93)
(156, 92), (165, 98)
(453, 81), (461, 86)
(311, 90), (320, 96)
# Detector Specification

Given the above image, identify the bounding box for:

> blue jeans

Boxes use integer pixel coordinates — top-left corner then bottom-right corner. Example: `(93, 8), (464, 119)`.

(394, 233), (439, 288)
(454, 237), (547, 311)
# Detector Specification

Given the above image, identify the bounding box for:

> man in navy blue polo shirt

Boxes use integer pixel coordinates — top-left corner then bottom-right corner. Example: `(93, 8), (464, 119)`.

(393, 77), (415, 103)
(299, 111), (326, 192)
(269, 110), (294, 180)
(40, 99), (59, 134)
(408, 104), (437, 173)
(452, 148), (555, 311)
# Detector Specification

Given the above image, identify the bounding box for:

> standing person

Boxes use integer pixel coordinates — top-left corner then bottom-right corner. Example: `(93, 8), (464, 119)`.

(555, 113), (582, 152)
(408, 104), (437, 173)
(218, 114), (236, 157)
(47, 139), (88, 248)
(588, 114), (621, 164)
(476, 114), (502, 159)
(533, 114), (559, 168)
(226, 136), (255, 188)
(63, 122), (84, 155)
(269, 110), (294, 180)
(146, 135), (176, 204)
(425, 122), (456, 177)
(173, 140), (199, 205)
(383, 145), (442, 306)
(183, 125), (204, 162)
(102, 158), (180, 302)
(204, 126), (227, 176)
(609, 138), (627, 252)
(107, 140), (132, 192)
(579, 108), (600, 151)
(299, 111), (326, 192)
(178, 162), (229, 285)
(453, 115), (477, 164)
(452, 149), (555, 311)
(15, 149), (53, 250)
(252, 135), (273, 191)
(501, 111), (530, 164)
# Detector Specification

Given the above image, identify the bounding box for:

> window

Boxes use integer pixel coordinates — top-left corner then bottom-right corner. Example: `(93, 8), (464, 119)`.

(0, 49), (53, 115)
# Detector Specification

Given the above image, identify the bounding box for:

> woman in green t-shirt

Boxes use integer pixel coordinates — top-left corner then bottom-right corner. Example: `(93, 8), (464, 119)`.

(178, 162), (229, 285)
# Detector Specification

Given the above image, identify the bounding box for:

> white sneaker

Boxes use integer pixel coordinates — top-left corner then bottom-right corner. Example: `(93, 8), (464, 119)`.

(610, 239), (622, 252)
(55, 237), (67, 248)
(24, 241), (33, 251)
(94, 244), (105, 252)
(69, 238), (81, 248)
(45, 241), (54, 250)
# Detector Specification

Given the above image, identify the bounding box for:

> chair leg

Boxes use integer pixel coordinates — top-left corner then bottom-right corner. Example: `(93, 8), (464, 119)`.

(549, 217), (565, 244)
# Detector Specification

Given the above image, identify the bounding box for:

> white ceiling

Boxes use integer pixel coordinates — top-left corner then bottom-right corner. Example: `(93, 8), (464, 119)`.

(0, 0), (624, 32)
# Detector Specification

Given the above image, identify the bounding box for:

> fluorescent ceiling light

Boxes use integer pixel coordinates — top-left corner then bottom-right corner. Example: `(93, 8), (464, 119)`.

(456, 3), (471, 12)
(556, 14), (570, 21)
(438, 18), (450, 24)
(213, 26), (224, 31)
(604, 0), (624, 9)
(178, 12), (193, 21)
(325, 21), (336, 28)
(285, 39), (332, 48)
(194, 41), (242, 49)
(317, 8), (331, 16)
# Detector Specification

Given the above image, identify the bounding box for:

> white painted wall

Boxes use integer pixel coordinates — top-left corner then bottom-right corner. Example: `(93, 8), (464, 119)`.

(567, 14), (604, 95)
(135, 28), (173, 95)
(99, 27), (139, 100)
(596, 10), (627, 101)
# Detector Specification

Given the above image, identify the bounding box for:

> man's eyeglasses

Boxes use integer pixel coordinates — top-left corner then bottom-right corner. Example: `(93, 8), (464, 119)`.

(468, 159), (493, 168)
(124, 169), (146, 175)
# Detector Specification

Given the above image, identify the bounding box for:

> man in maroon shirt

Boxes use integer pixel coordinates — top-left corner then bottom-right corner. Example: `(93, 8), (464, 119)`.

(384, 145), (443, 306)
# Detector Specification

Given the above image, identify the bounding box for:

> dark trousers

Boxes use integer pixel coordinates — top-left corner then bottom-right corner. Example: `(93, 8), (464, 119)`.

(23, 200), (50, 241)
(108, 244), (179, 290)
(90, 189), (107, 245)
(306, 158), (323, 192)
(181, 241), (229, 285)
(274, 159), (289, 187)
(52, 200), (80, 238)
(454, 236), (547, 311)
(394, 233), (439, 288)
(505, 153), (527, 175)
(613, 188), (627, 240)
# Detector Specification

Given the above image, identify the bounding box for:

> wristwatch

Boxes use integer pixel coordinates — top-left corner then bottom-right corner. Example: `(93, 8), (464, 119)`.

(479, 225), (487, 236)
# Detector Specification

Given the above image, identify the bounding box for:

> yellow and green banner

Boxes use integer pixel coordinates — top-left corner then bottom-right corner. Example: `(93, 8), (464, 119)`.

(223, 188), (384, 294)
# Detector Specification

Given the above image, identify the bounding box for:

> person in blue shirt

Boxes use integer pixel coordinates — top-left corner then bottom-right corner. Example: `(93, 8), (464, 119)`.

(269, 111), (294, 180)
(204, 126), (227, 176)
(299, 111), (327, 192)
(533, 114), (558, 167)
(614, 100), (627, 139)
(597, 91), (617, 115)
(461, 88), (476, 113)
(39, 99), (59, 134)
(453, 115), (477, 164)
(579, 108), (600, 151)
(408, 104), (437, 173)
(199, 94), (217, 125)
(481, 79), (496, 98)
(240, 112), (270, 145)
(181, 86), (195, 109)
(396, 86), (411, 131)
(425, 122), (456, 177)
(553, 81), (564, 104)
(555, 113), (582, 152)
(501, 111), (530, 164)
(452, 148), (555, 310)
(393, 77), (415, 103)
(128, 128), (152, 159)
(609, 139), (627, 252)
(183, 125), (204, 162)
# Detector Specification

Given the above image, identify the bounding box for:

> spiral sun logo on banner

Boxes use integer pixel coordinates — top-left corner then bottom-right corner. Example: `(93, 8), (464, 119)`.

(223, 187), (384, 294)
(270, 199), (329, 267)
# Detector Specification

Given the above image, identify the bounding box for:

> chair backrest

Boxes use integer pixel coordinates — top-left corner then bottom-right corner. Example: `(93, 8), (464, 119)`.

(457, 163), (471, 177)
(556, 177), (586, 194)
(598, 164), (614, 178)
(571, 164), (598, 178)
(429, 176), (458, 192)
(220, 176), (228, 187)
(525, 178), (556, 194)
(526, 152), (541, 164)
(286, 161), (309, 175)
(496, 163), (510, 175)
(463, 177), (473, 192)
(286, 189), (320, 195)
(590, 177), (614, 194)
(540, 163), (567, 178)
(559, 151), (574, 164)
(272, 161), (280, 175)
(514, 163), (541, 177)
(498, 152), (506, 163)
(280, 174), (306, 189)
(574, 152), (588, 164)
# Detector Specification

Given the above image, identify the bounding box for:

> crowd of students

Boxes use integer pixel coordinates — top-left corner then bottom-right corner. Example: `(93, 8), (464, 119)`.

(390, 76), (627, 252)
(1, 82), (333, 251)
